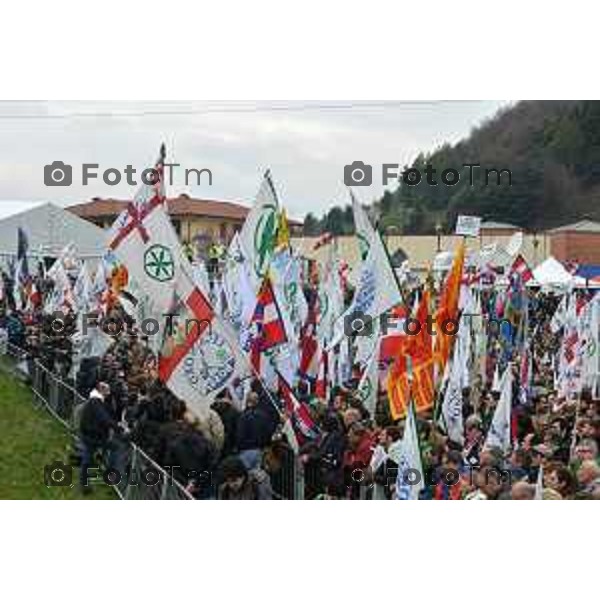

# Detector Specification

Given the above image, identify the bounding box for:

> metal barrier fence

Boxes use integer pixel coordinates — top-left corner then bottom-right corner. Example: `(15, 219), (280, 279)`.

(0, 341), (307, 500)
(0, 342), (193, 500)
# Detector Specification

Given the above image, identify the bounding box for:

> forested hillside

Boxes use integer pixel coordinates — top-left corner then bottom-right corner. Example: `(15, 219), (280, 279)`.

(303, 101), (600, 235)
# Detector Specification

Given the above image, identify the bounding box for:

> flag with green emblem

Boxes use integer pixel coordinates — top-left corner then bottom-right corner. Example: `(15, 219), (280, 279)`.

(238, 170), (280, 289)
(356, 344), (380, 417)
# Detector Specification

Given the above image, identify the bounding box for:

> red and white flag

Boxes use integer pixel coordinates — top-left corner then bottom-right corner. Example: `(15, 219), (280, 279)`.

(106, 145), (180, 324)
(299, 293), (319, 380)
(157, 282), (247, 416)
(509, 254), (533, 284)
(314, 347), (329, 401)
(249, 276), (287, 373)
(108, 145), (246, 415)
(277, 371), (319, 451)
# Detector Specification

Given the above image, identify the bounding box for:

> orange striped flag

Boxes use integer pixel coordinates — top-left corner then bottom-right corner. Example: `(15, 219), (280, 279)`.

(387, 290), (435, 420)
(434, 241), (465, 374)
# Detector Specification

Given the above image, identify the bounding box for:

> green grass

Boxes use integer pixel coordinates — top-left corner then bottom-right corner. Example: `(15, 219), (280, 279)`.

(0, 364), (116, 500)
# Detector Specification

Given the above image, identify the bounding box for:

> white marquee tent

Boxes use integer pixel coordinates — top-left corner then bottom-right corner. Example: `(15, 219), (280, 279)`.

(0, 202), (105, 266)
(530, 256), (590, 288)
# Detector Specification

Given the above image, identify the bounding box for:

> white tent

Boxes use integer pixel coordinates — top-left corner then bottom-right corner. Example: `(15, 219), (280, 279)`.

(530, 256), (589, 288)
(0, 202), (105, 264)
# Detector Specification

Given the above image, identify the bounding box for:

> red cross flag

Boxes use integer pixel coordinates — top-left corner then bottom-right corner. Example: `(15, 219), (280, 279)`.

(158, 269), (248, 415)
(106, 145), (183, 322)
(108, 145), (247, 414)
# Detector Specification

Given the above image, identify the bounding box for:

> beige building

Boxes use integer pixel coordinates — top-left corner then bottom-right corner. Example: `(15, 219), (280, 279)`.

(67, 194), (302, 247)
(293, 230), (550, 275)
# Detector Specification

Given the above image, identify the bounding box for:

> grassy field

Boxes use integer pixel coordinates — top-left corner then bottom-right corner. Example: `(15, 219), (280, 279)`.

(0, 365), (116, 500)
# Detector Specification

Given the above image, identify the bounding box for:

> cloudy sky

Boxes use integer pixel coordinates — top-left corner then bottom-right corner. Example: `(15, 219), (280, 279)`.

(0, 100), (507, 221)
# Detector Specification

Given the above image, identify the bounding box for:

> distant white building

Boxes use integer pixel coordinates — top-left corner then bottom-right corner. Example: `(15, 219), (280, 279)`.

(0, 202), (106, 267)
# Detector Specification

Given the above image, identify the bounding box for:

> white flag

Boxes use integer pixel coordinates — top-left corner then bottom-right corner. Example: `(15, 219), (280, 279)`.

(369, 444), (388, 474)
(238, 171), (279, 289)
(356, 345), (379, 417)
(491, 363), (501, 393)
(47, 243), (78, 279)
(350, 189), (378, 260)
(158, 277), (248, 416)
(108, 196), (187, 324)
(91, 255), (109, 299)
(485, 367), (513, 453)
(107, 147), (247, 414)
(73, 262), (94, 313)
(222, 232), (256, 330)
(270, 248), (308, 343)
(550, 294), (568, 333)
(441, 348), (465, 445)
(395, 403), (424, 500)
(191, 260), (211, 298)
(557, 292), (580, 398)
(578, 295), (599, 395)
(331, 227), (401, 348)
(44, 262), (74, 314)
(317, 258), (344, 343)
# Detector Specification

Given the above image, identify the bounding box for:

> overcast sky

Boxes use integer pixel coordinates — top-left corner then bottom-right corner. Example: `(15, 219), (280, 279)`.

(0, 100), (508, 221)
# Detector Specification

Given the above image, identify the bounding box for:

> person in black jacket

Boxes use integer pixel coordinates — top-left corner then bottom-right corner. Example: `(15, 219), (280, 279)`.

(236, 391), (277, 470)
(78, 382), (118, 491)
(163, 421), (218, 499)
(301, 412), (346, 498)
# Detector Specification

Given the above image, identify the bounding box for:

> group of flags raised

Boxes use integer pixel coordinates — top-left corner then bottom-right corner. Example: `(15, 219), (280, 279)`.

(10, 144), (600, 500)
(5, 148), (504, 441)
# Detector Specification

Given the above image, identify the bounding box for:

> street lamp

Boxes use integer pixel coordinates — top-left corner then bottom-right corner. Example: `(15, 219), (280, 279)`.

(435, 222), (443, 253)
(532, 230), (540, 264)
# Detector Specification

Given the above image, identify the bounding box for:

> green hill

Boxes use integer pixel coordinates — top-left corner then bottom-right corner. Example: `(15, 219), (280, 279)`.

(0, 365), (115, 499)
(304, 100), (600, 235)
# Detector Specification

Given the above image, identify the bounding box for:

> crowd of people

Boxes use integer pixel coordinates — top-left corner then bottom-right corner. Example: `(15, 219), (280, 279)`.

(1, 263), (599, 500)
